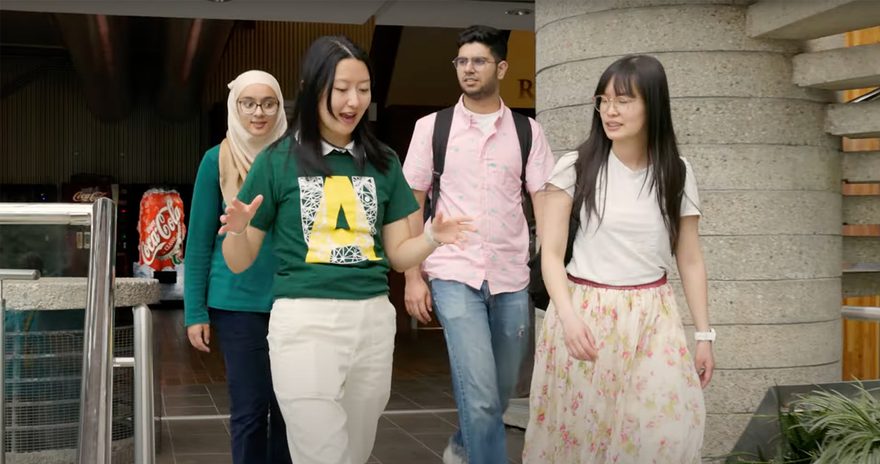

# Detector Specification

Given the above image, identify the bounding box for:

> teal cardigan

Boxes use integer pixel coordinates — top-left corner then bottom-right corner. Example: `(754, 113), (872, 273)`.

(183, 145), (276, 326)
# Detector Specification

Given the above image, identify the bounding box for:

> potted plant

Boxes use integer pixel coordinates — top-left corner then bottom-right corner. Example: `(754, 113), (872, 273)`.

(727, 380), (880, 463)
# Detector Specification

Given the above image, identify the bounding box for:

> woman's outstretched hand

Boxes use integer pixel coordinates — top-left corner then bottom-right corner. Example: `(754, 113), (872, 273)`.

(430, 212), (476, 247)
(219, 195), (263, 235)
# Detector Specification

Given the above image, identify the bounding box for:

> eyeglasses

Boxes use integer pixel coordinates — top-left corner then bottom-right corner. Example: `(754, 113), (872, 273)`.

(238, 98), (280, 115)
(592, 95), (637, 113)
(451, 56), (496, 70)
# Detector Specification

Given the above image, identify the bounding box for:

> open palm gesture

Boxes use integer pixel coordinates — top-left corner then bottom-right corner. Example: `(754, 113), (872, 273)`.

(219, 195), (263, 235)
(430, 212), (476, 247)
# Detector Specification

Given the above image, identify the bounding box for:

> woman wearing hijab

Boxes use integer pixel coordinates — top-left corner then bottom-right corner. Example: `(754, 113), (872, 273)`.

(184, 70), (292, 464)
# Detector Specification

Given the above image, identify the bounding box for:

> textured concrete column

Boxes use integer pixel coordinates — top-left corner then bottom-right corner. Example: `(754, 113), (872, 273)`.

(534, 0), (841, 459)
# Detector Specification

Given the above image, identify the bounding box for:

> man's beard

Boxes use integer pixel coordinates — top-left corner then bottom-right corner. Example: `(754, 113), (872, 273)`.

(461, 79), (498, 101)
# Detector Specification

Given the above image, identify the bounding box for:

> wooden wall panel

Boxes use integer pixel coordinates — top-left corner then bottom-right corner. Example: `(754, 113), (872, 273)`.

(841, 26), (879, 381)
(843, 296), (880, 380)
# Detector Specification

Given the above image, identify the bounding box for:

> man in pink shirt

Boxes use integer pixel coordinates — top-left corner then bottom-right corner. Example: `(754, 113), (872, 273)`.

(402, 25), (554, 464)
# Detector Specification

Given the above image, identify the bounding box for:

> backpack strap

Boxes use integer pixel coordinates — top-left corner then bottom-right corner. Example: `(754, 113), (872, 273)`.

(510, 110), (532, 187)
(429, 107), (455, 220)
(511, 110), (536, 256)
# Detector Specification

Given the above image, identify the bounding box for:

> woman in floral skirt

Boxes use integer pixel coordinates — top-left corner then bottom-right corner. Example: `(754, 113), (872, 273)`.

(524, 54), (715, 464)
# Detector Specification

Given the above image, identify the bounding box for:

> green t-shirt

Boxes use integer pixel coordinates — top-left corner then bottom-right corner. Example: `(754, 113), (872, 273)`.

(238, 138), (419, 301)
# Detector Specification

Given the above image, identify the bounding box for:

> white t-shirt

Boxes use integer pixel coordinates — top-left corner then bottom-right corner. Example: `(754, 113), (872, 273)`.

(467, 107), (503, 134)
(547, 150), (701, 286)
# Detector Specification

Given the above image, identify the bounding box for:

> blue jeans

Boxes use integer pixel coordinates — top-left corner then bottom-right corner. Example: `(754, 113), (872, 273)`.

(211, 309), (292, 464)
(430, 280), (529, 464)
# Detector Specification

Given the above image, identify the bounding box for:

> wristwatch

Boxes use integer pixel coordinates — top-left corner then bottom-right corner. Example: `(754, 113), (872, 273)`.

(694, 328), (716, 342)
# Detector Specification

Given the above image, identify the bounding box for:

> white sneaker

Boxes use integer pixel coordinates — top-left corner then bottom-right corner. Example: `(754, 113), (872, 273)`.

(442, 445), (467, 464)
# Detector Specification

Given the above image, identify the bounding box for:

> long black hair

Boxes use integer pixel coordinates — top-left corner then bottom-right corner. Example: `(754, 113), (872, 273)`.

(276, 35), (391, 175)
(573, 54), (687, 252)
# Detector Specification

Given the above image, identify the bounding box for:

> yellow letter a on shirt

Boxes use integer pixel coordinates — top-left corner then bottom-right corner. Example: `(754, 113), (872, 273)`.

(305, 176), (379, 264)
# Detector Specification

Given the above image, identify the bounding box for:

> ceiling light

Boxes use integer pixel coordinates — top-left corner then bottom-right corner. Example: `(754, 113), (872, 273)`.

(505, 8), (533, 16)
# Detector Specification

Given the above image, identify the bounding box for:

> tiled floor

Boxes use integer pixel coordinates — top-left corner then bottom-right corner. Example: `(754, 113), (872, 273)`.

(153, 307), (526, 464)
(156, 411), (525, 464)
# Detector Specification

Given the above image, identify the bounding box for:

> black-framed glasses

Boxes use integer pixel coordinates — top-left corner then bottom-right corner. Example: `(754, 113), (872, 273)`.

(237, 98), (280, 115)
(451, 56), (496, 70)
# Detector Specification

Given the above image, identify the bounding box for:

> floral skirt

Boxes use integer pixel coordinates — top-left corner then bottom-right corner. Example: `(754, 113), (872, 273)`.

(523, 276), (705, 464)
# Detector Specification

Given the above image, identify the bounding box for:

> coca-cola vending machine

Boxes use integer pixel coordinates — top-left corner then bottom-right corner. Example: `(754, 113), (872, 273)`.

(135, 188), (187, 300)
(61, 180), (115, 276)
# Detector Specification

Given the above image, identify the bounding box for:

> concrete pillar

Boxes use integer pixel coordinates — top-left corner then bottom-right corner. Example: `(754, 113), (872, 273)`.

(534, 0), (842, 458)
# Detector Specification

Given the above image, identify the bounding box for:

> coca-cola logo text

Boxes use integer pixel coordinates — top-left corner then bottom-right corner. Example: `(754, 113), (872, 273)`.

(73, 191), (108, 202)
(140, 197), (184, 266)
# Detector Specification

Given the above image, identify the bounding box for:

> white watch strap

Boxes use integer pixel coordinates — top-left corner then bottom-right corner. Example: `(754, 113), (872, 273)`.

(694, 328), (716, 342)
(424, 224), (443, 247)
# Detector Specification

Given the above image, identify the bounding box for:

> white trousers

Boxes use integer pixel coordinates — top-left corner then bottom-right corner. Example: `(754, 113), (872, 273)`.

(268, 296), (396, 464)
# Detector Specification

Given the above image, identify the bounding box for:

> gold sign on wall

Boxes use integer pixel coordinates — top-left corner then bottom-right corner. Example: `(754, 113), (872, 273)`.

(500, 30), (536, 109)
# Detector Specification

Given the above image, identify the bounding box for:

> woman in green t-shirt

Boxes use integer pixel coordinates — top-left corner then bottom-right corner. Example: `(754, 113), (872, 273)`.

(220, 36), (474, 464)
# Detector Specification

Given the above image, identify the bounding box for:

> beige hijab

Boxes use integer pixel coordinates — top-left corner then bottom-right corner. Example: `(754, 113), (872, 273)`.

(219, 70), (288, 205)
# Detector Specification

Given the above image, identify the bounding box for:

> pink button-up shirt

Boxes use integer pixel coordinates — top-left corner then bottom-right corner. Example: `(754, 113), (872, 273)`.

(402, 97), (554, 294)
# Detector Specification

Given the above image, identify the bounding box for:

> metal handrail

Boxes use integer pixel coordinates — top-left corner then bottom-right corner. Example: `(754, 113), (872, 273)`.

(132, 304), (156, 464)
(113, 304), (157, 464)
(0, 200), (115, 464)
(842, 305), (880, 321)
(0, 269), (40, 280)
(0, 203), (92, 225)
(77, 198), (116, 464)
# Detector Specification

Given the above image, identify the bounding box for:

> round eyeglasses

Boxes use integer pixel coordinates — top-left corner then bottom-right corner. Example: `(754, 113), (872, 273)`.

(592, 95), (637, 113)
(451, 56), (496, 70)
(238, 98), (279, 115)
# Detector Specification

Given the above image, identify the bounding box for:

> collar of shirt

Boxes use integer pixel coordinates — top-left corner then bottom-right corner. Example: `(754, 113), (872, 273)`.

(455, 95), (506, 129)
(292, 131), (357, 157)
(321, 139), (356, 157)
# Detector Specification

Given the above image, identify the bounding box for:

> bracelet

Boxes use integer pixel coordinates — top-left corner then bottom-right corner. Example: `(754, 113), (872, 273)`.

(424, 224), (443, 247)
(694, 328), (716, 342)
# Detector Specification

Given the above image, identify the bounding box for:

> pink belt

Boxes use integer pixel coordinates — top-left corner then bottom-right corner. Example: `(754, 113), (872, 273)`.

(567, 274), (667, 290)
